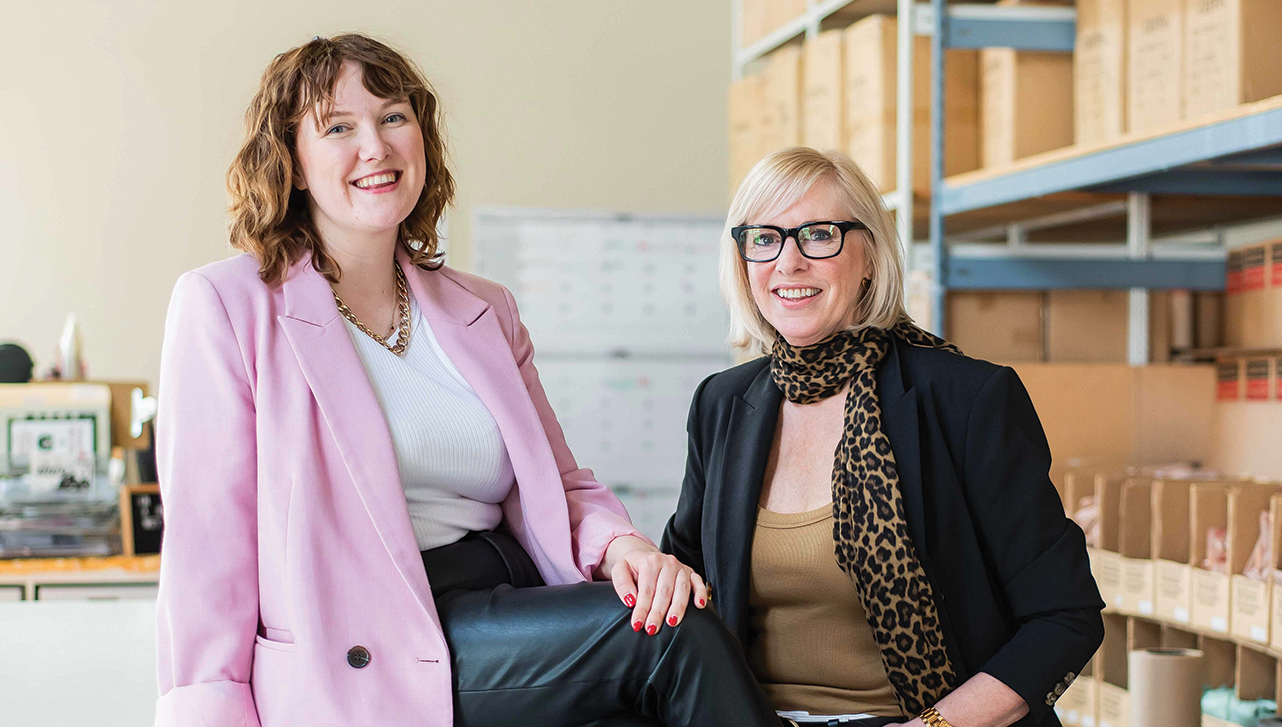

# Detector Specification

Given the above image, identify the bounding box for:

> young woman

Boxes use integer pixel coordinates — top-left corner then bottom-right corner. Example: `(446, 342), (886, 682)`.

(155, 34), (782, 727)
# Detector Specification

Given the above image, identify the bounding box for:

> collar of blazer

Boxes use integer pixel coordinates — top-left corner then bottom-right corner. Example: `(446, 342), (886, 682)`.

(710, 337), (934, 646)
(279, 246), (491, 329)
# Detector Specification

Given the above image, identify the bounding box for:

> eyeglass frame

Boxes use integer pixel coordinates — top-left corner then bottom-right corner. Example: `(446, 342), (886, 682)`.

(730, 220), (868, 263)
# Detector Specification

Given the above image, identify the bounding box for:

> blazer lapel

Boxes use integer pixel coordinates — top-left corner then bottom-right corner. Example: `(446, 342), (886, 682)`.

(711, 363), (780, 645)
(276, 254), (434, 619)
(878, 339), (931, 567)
(399, 252), (579, 584)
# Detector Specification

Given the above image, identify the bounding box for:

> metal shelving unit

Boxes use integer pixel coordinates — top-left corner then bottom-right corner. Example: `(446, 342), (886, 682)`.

(925, 1), (1282, 364)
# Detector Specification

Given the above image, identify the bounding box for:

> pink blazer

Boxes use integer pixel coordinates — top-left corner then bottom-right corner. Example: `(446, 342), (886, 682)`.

(154, 248), (648, 727)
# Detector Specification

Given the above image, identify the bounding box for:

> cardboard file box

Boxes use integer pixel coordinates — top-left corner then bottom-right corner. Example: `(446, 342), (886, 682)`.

(1190, 483), (1231, 633)
(1229, 484), (1282, 644)
(1153, 478), (1195, 623)
(1127, 0), (1184, 132)
(1184, 0), (1282, 119)
(1076, 0), (1128, 144)
(1119, 478), (1155, 615)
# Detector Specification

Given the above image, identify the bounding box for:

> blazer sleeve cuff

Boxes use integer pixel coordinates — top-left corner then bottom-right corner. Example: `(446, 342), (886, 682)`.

(155, 680), (260, 727)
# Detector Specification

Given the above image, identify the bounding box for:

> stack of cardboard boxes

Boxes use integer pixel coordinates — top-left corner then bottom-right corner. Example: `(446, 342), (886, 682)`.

(1077, 0), (1282, 143)
(732, 0), (1282, 185)
(740, 0), (808, 50)
(1068, 469), (1282, 727)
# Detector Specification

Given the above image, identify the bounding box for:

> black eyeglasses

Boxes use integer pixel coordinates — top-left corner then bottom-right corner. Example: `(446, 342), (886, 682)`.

(731, 220), (867, 263)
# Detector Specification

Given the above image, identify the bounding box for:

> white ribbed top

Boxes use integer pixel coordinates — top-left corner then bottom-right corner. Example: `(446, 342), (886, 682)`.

(344, 293), (514, 551)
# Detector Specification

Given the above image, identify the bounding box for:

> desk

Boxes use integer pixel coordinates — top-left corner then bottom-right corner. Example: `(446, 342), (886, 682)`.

(0, 554), (160, 601)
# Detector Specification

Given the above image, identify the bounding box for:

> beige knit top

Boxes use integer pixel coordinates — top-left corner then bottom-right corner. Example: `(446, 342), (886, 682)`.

(747, 505), (903, 718)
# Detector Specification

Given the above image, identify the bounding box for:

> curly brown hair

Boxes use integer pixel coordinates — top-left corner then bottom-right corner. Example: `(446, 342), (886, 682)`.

(227, 33), (455, 284)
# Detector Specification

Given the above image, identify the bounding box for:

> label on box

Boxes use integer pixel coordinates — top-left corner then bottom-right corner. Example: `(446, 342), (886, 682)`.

(1216, 362), (1241, 401)
(1245, 359), (1270, 401)
(1231, 575), (1269, 642)
(1271, 242), (1282, 287)
(1242, 247), (1267, 292)
(1157, 560), (1192, 622)
(1122, 559), (1155, 615)
(1226, 251), (1243, 295)
(1192, 569), (1231, 632)
(1091, 549), (1124, 608)
(1098, 684), (1127, 727)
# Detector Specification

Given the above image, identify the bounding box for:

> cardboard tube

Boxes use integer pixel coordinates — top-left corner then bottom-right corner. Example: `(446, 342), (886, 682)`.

(1128, 648), (1203, 727)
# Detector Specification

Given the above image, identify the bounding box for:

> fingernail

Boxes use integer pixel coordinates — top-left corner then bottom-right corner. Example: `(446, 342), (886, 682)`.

(623, 594), (636, 608)
(667, 616), (678, 627)
(697, 598), (706, 607)
(646, 624), (658, 635)
(633, 621), (642, 632)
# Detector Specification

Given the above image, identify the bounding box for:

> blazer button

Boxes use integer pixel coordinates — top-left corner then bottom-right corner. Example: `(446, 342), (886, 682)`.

(347, 646), (371, 669)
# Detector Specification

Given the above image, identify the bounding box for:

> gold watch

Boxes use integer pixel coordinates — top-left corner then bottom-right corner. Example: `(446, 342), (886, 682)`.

(920, 706), (954, 727)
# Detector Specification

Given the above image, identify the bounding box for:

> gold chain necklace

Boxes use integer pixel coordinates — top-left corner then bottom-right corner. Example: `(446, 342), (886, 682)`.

(333, 262), (411, 356)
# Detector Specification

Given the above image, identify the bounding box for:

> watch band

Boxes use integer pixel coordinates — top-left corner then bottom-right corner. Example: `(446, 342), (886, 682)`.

(921, 706), (954, 727)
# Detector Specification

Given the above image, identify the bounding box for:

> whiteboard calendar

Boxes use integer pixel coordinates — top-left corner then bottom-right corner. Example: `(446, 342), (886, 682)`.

(472, 206), (736, 540)
(473, 207), (730, 355)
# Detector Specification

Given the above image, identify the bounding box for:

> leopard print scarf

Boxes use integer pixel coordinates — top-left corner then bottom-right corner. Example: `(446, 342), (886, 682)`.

(770, 322), (962, 715)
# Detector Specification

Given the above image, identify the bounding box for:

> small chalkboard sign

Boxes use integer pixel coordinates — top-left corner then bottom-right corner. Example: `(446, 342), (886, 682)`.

(120, 484), (163, 556)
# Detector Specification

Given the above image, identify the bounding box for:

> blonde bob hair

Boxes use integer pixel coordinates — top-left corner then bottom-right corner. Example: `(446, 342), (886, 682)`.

(227, 33), (455, 285)
(720, 147), (909, 354)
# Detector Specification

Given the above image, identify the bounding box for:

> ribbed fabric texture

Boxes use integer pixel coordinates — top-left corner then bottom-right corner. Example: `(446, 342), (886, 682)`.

(747, 505), (902, 718)
(344, 293), (514, 551)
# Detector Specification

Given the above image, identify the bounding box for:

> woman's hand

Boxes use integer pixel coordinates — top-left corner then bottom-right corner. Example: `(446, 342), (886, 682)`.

(600, 535), (710, 634)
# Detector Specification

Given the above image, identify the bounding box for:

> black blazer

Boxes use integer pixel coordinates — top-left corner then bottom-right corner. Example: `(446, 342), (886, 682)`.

(661, 337), (1104, 727)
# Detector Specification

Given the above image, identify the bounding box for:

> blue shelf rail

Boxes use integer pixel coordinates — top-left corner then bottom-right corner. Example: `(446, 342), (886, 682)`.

(928, 1), (1282, 362)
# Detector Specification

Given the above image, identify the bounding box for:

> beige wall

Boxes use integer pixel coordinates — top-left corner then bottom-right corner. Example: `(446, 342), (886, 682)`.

(0, 1), (731, 388)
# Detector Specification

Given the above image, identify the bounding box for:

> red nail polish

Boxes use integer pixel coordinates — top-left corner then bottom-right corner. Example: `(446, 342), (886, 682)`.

(667, 616), (678, 627)
(697, 598), (706, 607)
(633, 621), (642, 632)
(623, 594), (636, 608)
(646, 624), (658, 635)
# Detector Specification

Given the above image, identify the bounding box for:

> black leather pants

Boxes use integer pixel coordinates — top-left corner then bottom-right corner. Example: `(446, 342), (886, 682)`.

(423, 533), (781, 727)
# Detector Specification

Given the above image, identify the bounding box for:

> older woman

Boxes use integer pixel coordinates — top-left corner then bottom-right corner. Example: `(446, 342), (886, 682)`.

(662, 147), (1103, 727)
(156, 33), (783, 727)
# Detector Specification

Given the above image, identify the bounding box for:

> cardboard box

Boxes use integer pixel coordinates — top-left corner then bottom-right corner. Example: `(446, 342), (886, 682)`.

(1014, 365), (1216, 488)
(729, 76), (761, 188)
(1235, 643), (1277, 703)
(1190, 483), (1231, 633)
(842, 15), (980, 195)
(1154, 478), (1195, 623)
(1229, 484), (1282, 643)
(1094, 472), (1131, 610)
(1047, 290), (1130, 363)
(1127, 0), (1184, 132)
(741, 0), (766, 47)
(1196, 291), (1224, 349)
(1119, 478), (1156, 615)
(1268, 495), (1282, 651)
(1244, 358), (1271, 401)
(1238, 244), (1270, 347)
(763, 0), (808, 39)
(1097, 612), (1130, 727)
(1076, 0), (1129, 144)
(947, 291), (1044, 362)
(803, 30), (844, 151)
(1210, 393), (1282, 482)
(1184, 0), (1282, 119)
(1224, 249), (1244, 345)
(763, 45), (804, 153)
(1216, 360), (1242, 402)
(981, 44), (1075, 166)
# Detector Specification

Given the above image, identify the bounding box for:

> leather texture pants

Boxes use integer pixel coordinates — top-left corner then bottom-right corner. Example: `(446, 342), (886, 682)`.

(423, 533), (782, 727)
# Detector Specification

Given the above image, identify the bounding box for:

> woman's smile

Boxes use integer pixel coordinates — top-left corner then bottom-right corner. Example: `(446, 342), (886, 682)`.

(351, 169), (402, 193)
